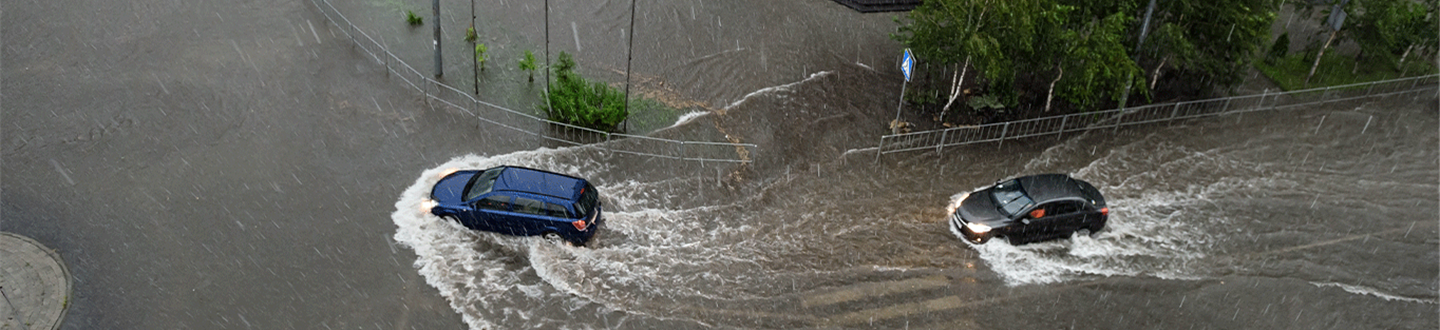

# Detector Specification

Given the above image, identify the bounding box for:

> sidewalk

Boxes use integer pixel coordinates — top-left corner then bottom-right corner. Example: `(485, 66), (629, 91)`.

(0, 232), (71, 330)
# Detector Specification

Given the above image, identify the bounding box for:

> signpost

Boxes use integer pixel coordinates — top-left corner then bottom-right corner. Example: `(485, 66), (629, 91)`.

(895, 48), (914, 123)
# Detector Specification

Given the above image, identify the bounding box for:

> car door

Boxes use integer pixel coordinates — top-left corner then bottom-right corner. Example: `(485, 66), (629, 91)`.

(508, 196), (551, 236)
(1019, 201), (1082, 236)
(1047, 201), (1085, 234)
(469, 194), (514, 232)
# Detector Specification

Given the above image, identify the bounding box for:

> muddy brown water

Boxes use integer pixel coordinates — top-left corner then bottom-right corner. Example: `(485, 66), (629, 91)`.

(4, 0), (1436, 329)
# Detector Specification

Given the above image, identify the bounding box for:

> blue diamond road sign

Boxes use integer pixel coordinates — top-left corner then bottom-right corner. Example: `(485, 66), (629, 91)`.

(901, 48), (915, 82)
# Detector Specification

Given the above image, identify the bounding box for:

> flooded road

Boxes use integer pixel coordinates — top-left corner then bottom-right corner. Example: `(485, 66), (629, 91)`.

(393, 68), (1438, 328)
(4, 0), (1437, 329)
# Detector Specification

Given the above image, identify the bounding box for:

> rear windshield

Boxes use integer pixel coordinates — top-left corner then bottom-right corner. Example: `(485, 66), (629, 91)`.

(576, 183), (599, 217)
(991, 179), (1034, 217)
(463, 168), (504, 201)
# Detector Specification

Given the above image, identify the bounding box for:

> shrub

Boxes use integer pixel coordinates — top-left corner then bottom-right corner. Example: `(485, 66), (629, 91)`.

(1266, 33), (1289, 64)
(543, 52), (628, 131)
(474, 43), (488, 70)
(405, 10), (423, 26)
(518, 50), (538, 82)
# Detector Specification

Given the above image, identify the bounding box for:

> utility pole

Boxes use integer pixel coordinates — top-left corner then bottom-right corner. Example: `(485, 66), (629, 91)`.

(1117, 0), (1157, 109)
(472, 0), (478, 94)
(433, 0), (443, 78)
(622, 0), (637, 133)
(543, 0), (552, 114)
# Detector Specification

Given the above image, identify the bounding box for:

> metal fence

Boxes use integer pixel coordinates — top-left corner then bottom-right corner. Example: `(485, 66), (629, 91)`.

(879, 74), (1439, 156)
(306, 0), (756, 164)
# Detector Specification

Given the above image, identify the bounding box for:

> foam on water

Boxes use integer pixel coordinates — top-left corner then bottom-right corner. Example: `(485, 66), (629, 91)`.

(392, 147), (808, 328)
(1310, 282), (1440, 305)
(669, 111), (711, 128)
(961, 132), (1268, 286)
(391, 147), (619, 329)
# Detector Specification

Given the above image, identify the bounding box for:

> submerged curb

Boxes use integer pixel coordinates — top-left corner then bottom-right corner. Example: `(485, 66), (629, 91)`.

(0, 232), (72, 330)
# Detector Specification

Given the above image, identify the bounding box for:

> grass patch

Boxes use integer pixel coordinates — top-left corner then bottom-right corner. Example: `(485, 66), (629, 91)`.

(1257, 52), (1435, 91)
(624, 97), (690, 133)
(405, 10), (423, 26)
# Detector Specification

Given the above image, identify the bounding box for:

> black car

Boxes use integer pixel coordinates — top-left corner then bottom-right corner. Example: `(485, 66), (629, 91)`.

(948, 174), (1108, 245)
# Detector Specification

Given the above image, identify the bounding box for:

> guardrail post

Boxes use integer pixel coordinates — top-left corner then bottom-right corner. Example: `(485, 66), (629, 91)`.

(998, 122), (1009, 149)
(874, 137), (884, 164)
(1170, 102), (1180, 120)
(1057, 115), (1068, 140)
(1221, 98), (1231, 114)
(1323, 86), (1332, 102)
(936, 129), (947, 154)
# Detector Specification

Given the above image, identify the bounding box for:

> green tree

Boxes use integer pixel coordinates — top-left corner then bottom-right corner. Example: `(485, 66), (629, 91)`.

(1346, 0), (1436, 71)
(894, 0), (1043, 115)
(896, 0), (1279, 114)
(896, 0), (1142, 112)
(1138, 0), (1279, 90)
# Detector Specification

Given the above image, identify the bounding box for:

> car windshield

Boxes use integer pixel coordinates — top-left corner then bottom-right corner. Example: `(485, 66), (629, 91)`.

(991, 179), (1034, 217)
(463, 168), (504, 201)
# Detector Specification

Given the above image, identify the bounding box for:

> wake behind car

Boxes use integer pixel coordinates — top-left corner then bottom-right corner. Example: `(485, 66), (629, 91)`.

(422, 166), (602, 246)
(949, 174), (1107, 245)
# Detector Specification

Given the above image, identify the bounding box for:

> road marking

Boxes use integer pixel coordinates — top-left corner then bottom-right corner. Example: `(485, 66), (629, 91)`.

(1249, 222), (1437, 258)
(829, 296), (964, 325)
(821, 279), (1116, 326)
(801, 275), (949, 308)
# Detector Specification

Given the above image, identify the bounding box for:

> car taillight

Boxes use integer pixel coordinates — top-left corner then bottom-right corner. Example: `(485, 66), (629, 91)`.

(1100, 207), (1110, 216)
(572, 219), (588, 230)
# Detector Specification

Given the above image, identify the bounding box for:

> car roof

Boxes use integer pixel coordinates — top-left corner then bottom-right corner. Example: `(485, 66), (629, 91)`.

(492, 166), (586, 201)
(1015, 174), (1088, 204)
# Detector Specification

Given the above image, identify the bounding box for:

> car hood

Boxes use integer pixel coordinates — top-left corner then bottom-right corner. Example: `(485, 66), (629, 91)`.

(956, 189), (1009, 226)
(431, 170), (479, 203)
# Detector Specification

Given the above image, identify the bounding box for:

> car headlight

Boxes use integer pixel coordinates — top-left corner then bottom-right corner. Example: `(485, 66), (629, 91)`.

(437, 167), (460, 179)
(419, 199), (438, 213)
(964, 221), (991, 234)
(946, 192), (970, 215)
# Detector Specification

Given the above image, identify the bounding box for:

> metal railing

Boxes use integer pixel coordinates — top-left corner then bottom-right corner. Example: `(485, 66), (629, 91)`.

(307, 0), (756, 164)
(879, 74), (1439, 156)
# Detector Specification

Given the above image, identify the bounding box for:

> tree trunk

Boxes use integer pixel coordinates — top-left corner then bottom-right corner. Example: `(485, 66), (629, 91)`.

(1398, 44), (1415, 76)
(1305, 29), (1339, 87)
(1045, 65), (1063, 112)
(1150, 56), (1168, 90)
(938, 55), (971, 121)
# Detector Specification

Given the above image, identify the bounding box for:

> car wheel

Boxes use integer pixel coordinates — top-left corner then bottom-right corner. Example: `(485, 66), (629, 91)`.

(542, 232), (562, 242)
(1006, 235), (1027, 245)
(1074, 228), (1092, 238)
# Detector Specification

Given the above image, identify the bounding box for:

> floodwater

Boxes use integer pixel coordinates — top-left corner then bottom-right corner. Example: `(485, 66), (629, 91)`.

(4, 0), (1437, 329)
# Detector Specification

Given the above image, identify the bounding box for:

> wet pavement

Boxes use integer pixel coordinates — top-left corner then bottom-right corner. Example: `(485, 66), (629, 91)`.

(4, 0), (1438, 329)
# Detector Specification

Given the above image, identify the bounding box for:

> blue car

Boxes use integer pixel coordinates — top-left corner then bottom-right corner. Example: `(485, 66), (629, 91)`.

(422, 166), (602, 246)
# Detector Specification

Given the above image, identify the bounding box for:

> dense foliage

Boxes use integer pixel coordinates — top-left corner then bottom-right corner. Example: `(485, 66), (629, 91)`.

(544, 52), (628, 132)
(1324, 0), (1437, 70)
(895, 0), (1280, 113)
